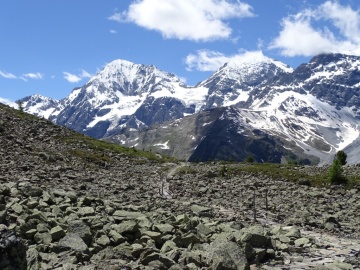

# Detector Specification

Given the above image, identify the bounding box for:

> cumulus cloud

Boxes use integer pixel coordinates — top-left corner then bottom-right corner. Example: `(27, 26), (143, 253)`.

(109, 0), (254, 41)
(63, 69), (92, 83)
(270, 1), (360, 56)
(185, 50), (267, 72)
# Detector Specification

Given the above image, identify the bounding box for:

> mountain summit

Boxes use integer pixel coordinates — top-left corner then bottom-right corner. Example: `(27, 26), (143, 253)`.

(200, 51), (293, 109)
(18, 52), (360, 165)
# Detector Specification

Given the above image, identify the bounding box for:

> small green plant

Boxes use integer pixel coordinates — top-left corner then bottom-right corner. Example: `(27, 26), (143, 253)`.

(328, 157), (347, 185)
(219, 165), (227, 177)
(335, 150), (347, 166)
(17, 100), (24, 112)
(246, 155), (254, 163)
(287, 159), (298, 165)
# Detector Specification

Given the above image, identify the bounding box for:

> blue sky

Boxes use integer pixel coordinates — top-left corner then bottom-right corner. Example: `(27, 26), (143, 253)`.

(1, 0), (360, 102)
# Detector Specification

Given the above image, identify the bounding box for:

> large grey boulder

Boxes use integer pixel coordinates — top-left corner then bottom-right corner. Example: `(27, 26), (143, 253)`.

(209, 233), (249, 270)
(57, 233), (91, 262)
(58, 233), (89, 253)
(67, 220), (92, 245)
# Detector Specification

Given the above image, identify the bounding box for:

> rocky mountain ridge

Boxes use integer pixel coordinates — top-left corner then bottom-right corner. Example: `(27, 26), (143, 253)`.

(17, 52), (360, 164)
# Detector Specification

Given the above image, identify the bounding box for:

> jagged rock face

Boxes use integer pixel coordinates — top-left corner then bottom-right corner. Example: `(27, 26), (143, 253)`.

(19, 52), (360, 164)
(134, 97), (187, 127)
(274, 53), (360, 113)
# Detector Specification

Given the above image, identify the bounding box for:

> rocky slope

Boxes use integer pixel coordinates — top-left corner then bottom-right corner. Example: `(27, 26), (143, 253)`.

(0, 103), (360, 269)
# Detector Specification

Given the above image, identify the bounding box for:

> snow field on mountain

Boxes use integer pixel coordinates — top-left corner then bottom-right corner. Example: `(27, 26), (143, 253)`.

(150, 85), (208, 112)
(242, 90), (359, 159)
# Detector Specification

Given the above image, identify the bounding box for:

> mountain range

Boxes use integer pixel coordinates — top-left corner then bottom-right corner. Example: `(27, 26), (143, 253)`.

(16, 51), (360, 165)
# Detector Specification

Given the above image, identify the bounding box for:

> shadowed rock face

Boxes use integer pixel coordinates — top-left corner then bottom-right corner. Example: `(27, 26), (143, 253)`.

(0, 226), (27, 270)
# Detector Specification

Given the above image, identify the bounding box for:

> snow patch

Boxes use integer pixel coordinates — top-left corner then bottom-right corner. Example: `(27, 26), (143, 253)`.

(154, 141), (170, 150)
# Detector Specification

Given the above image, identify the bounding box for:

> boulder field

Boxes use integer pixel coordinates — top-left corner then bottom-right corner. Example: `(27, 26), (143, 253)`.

(0, 103), (359, 269)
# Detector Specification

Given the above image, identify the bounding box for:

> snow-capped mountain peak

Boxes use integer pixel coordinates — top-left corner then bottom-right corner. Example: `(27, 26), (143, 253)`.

(200, 51), (293, 109)
(14, 52), (360, 165)
(87, 59), (183, 97)
(20, 94), (59, 119)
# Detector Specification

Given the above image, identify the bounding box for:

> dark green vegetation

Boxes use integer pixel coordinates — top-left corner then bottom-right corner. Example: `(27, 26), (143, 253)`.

(336, 150), (347, 166)
(328, 150), (348, 185)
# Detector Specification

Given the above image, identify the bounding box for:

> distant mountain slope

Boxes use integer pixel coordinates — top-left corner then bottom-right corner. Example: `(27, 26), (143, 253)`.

(16, 52), (360, 164)
(107, 106), (317, 164)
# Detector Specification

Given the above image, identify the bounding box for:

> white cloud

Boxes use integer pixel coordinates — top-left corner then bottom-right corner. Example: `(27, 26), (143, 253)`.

(0, 70), (17, 79)
(108, 12), (126, 23)
(63, 72), (81, 83)
(185, 50), (268, 72)
(270, 1), (360, 56)
(0, 70), (44, 81)
(23, 72), (43, 80)
(110, 0), (254, 41)
(109, 29), (117, 34)
(63, 69), (92, 83)
(185, 50), (230, 71)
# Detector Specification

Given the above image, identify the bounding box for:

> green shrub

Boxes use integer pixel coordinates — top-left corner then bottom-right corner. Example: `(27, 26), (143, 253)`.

(219, 165), (227, 176)
(246, 155), (254, 163)
(328, 158), (347, 185)
(335, 150), (347, 166)
(17, 100), (24, 112)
